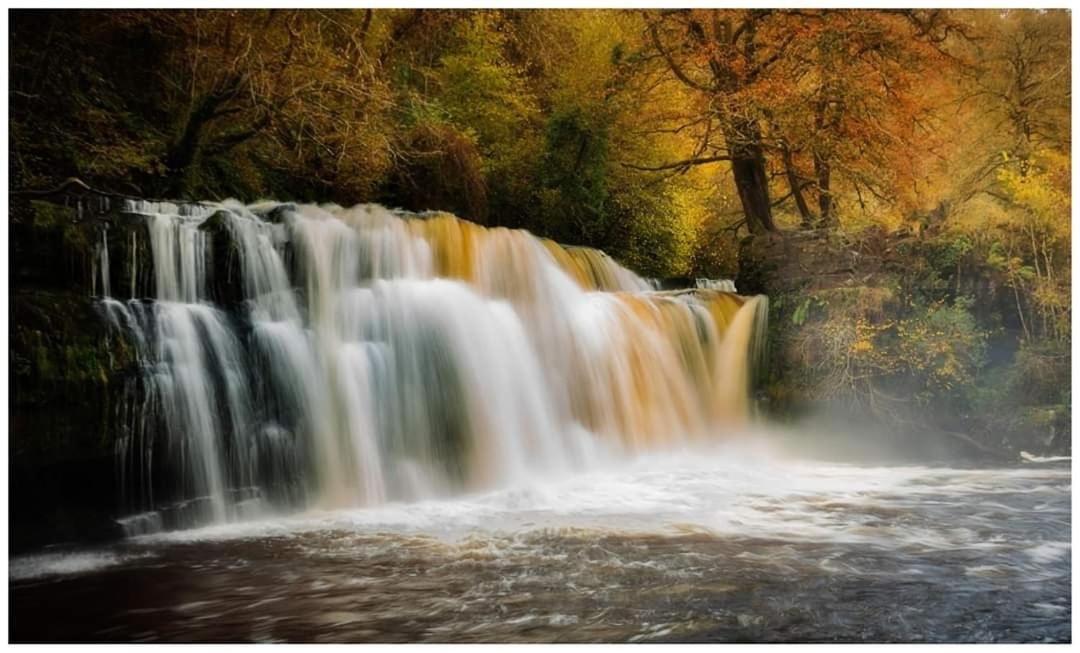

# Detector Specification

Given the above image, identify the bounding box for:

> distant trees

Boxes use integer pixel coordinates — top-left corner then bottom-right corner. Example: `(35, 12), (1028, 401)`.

(938, 9), (1071, 347)
(952, 9), (1070, 199)
(7, 8), (1071, 284)
(10, 9), (705, 275)
(11, 10), (400, 199)
(146, 10), (402, 198)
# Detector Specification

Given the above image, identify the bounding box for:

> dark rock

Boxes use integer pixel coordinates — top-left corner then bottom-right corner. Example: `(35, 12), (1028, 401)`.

(10, 289), (139, 552)
(200, 210), (247, 307)
(259, 202), (297, 224)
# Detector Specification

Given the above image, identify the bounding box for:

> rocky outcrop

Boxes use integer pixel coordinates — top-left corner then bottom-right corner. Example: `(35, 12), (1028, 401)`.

(735, 226), (915, 296)
(10, 289), (138, 551)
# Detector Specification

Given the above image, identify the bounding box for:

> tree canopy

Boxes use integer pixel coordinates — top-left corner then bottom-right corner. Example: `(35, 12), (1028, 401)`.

(10, 8), (1070, 282)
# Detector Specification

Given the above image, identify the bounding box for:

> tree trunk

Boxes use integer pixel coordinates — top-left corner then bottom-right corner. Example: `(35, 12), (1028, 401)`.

(732, 155), (776, 234)
(164, 100), (219, 196)
(728, 120), (776, 234)
(813, 96), (836, 228)
(164, 79), (244, 196)
(814, 150), (833, 226)
(780, 141), (814, 228)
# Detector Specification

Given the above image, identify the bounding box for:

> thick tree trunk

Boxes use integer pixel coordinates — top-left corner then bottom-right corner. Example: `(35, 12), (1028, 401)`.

(812, 93), (841, 228)
(165, 101), (219, 196)
(164, 79), (245, 196)
(728, 121), (776, 234)
(732, 154), (776, 234)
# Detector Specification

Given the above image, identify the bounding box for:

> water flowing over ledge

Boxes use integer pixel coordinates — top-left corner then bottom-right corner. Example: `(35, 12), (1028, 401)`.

(93, 199), (768, 533)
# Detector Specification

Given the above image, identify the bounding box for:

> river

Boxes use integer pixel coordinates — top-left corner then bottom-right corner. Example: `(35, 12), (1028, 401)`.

(10, 439), (1071, 643)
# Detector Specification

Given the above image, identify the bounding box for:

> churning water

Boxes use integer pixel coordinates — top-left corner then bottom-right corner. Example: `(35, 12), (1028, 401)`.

(10, 442), (1070, 642)
(9, 200), (1070, 642)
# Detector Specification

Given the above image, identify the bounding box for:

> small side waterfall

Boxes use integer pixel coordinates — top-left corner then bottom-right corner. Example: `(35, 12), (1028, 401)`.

(96, 200), (767, 531)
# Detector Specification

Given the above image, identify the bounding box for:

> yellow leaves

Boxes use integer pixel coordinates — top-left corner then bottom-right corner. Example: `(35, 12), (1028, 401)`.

(798, 295), (987, 405)
(842, 318), (894, 369)
(997, 150), (1071, 233)
(850, 339), (873, 354)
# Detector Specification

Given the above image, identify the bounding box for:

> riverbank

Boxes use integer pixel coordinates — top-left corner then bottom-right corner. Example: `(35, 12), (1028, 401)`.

(738, 228), (1070, 461)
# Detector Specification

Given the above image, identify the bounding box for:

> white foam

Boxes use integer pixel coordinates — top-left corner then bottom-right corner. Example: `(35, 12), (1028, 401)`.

(1020, 451), (1071, 464)
(134, 437), (1070, 555)
(1025, 542), (1071, 564)
(9, 551), (153, 581)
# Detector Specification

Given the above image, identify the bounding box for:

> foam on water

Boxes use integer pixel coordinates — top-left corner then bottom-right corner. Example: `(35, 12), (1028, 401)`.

(131, 433), (1069, 556)
(1021, 452), (1072, 463)
(10, 443), (1069, 642)
(10, 551), (155, 581)
(1026, 542), (1071, 564)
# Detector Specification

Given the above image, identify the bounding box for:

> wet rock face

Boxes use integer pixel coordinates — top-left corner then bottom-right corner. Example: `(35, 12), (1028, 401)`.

(11, 199), (93, 293)
(10, 289), (138, 552)
(9, 195), (143, 551)
(735, 227), (901, 297)
(9, 194), (305, 550)
(735, 228), (1069, 460)
(735, 230), (896, 421)
(200, 209), (247, 307)
(11, 194), (154, 297)
(11, 197), (136, 464)
(101, 213), (158, 300)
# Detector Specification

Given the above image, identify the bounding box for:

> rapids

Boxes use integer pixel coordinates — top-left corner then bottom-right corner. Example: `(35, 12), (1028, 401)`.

(9, 440), (1071, 642)
(94, 199), (767, 532)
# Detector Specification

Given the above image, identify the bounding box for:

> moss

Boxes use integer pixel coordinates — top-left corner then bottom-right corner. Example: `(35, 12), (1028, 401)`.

(62, 221), (93, 257)
(27, 198), (97, 268)
(13, 197), (100, 293)
(11, 290), (136, 465)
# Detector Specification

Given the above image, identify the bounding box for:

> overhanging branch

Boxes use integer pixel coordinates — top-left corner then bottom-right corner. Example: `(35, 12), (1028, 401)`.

(621, 154), (732, 172)
(646, 16), (715, 93)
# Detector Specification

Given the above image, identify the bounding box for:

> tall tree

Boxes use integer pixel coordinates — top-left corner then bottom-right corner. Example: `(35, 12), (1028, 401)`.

(636, 9), (794, 234)
(636, 9), (967, 233)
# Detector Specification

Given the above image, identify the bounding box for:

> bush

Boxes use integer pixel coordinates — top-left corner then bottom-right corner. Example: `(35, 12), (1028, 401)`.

(894, 297), (988, 404)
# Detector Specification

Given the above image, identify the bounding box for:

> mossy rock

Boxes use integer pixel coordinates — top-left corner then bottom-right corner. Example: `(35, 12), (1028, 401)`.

(259, 203), (297, 224)
(27, 199), (78, 227)
(197, 210), (247, 306)
(11, 290), (136, 463)
(11, 287), (140, 550)
(12, 197), (100, 293)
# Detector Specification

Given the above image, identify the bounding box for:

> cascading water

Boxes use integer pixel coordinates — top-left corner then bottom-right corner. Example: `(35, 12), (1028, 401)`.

(96, 200), (767, 532)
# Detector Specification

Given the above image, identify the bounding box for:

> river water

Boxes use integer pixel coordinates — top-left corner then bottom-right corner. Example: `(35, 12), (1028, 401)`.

(10, 439), (1071, 643)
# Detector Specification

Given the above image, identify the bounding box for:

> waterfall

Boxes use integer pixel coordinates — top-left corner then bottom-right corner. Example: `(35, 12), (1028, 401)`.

(97, 225), (111, 298)
(100, 200), (767, 531)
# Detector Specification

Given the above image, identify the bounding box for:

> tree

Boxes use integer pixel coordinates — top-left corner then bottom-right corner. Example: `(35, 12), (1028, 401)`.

(11, 9), (398, 200)
(636, 9), (968, 233)
(636, 9), (792, 234)
(951, 9), (1070, 199)
(144, 9), (397, 199)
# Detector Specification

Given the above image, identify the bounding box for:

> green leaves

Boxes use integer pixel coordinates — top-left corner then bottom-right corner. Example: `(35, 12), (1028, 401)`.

(791, 297), (812, 326)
